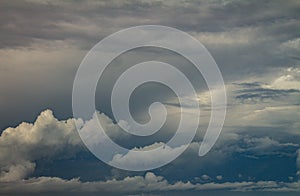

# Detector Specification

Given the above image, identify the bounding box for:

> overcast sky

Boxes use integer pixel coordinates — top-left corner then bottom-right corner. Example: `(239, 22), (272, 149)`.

(1, 0), (300, 195)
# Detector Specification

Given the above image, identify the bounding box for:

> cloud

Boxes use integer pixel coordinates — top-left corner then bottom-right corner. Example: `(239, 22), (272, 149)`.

(0, 161), (35, 182)
(216, 175), (223, 180)
(0, 172), (300, 194)
(0, 0), (300, 194)
(201, 174), (211, 181)
(0, 108), (132, 182)
(1, 0), (300, 133)
(268, 68), (300, 91)
(297, 150), (300, 177)
(234, 67), (300, 103)
(0, 110), (83, 182)
(0, 172), (194, 194)
(1, 0), (300, 58)
(235, 88), (299, 103)
(192, 27), (258, 46)
(212, 67), (300, 133)
(0, 44), (85, 131)
(234, 136), (299, 157)
(109, 142), (187, 170)
(0, 107), (299, 193)
(163, 67), (300, 132)
(279, 38), (300, 58)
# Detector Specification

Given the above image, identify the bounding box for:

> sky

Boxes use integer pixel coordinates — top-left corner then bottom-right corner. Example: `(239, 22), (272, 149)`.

(0, 0), (300, 195)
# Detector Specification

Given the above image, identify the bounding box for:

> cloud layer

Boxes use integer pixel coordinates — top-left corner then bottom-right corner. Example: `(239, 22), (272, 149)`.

(1, 172), (300, 194)
(1, 0), (300, 130)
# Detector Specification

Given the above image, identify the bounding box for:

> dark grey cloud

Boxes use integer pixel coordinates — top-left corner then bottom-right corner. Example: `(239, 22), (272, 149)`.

(233, 82), (263, 88)
(1, 0), (299, 130)
(235, 87), (300, 102)
(1, 0), (299, 49)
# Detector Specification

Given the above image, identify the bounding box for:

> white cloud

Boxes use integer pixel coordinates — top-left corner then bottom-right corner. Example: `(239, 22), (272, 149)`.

(163, 67), (300, 133)
(0, 108), (133, 182)
(0, 172), (300, 194)
(192, 27), (258, 46)
(78, 111), (127, 144)
(263, 67), (300, 91)
(216, 175), (223, 180)
(201, 174), (211, 181)
(0, 109), (82, 182)
(0, 161), (35, 182)
(280, 38), (300, 54)
(0, 109), (137, 182)
(239, 105), (300, 129)
(218, 67), (300, 130)
(0, 172), (194, 193)
(109, 142), (187, 170)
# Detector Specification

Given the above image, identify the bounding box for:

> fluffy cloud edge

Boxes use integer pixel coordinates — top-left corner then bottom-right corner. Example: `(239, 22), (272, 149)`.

(0, 109), (84, 182)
